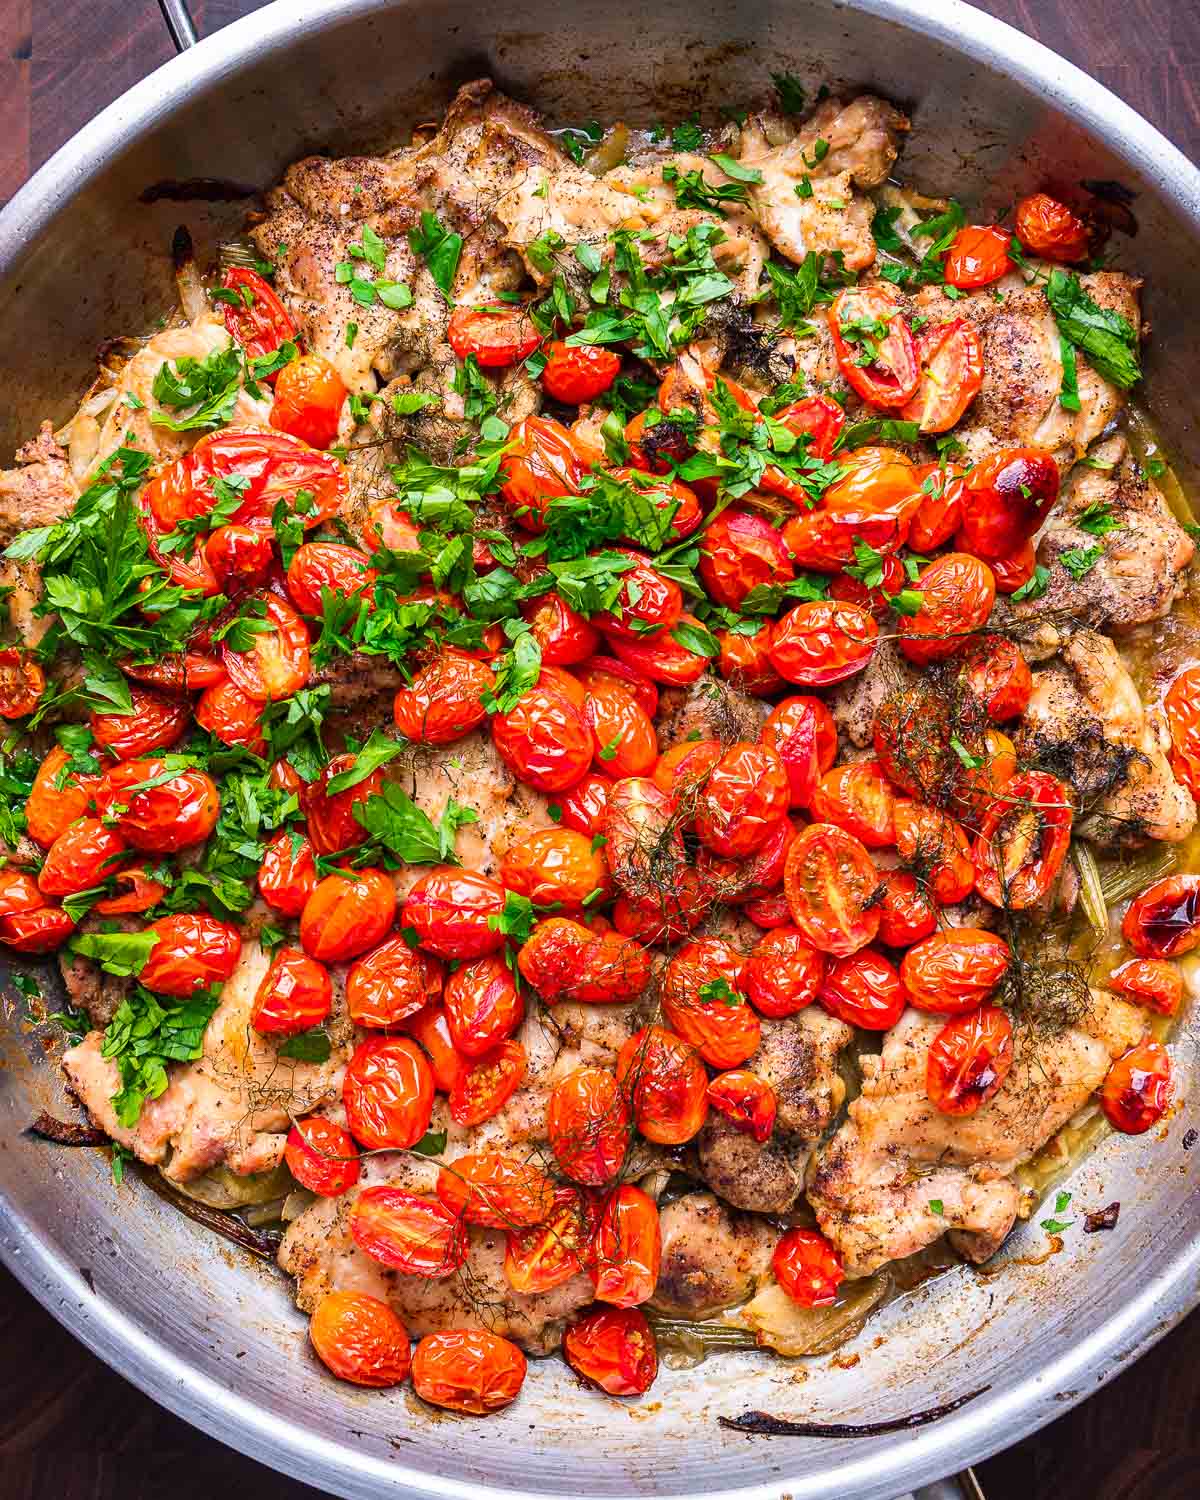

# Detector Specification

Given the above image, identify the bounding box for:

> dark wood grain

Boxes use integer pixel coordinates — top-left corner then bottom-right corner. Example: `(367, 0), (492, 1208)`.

(1, 3), (1199, 1497)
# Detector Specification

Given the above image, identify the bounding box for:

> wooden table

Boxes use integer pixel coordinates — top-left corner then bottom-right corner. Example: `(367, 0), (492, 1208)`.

(0, 2), (1198, 1496)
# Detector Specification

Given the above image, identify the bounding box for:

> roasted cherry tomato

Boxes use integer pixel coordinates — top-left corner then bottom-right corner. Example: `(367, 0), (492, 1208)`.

(504, 1185), (591, 1292)
(782, 448), (919, 571)
(436, 1151), (555, 1229)
(286, 541), (376, 616)
(392, 649), (495, 745)
(447, 304), (541, 368)
(652, 738), (721, 799)
(37, 818), (127, 898)
(0, 870), (44, 918)
(251, 947), (332, 1035)
(343, 1035), (434, 1150)
(808, 760), (896, 849)
(990, 540), (1037, 596)
(661, 938), (760, 1068)
(25, 746), (98, 849)
(896, 800), (976, 905)
(93, 866), (167, 916)
(943, 224), (1012, 289)
(876, 869), (937, 947)
(563, 1306), (657, 1396)
(959, 635), (1032, 722)
(926, 1005), (1014, 1115)
(1108, 958), (1182, 1016)
(139, 913), (242, 996)
(717, 622), (785, 697)
(258, 830), (317, 916)
(694, 742), (789, 859)
(957, 448), (1059, 560)
(350, 1186), (466, 1277)
(219, 266), (297, 361)
(952, 726), (1017, 824)
(90, 686), (189, 762)
(899, 552), (995, 666)
(541, 341), (621, 403)
(450, 1039), (527, 1127)
(557, 772), (610, 838)
(972, 771), (1072, 911)
(411, 1329), (527, 1414)
(770, 394), (846, 462)
(699, 815), (795, 906)
(300, 868), (396, 962)
(302, 752), (384, 856)
(444, 953), (522, 1058)
(829, 285), (919, 408)
(607, 613), (710, 686)
(1122, 875), (1200, 959)
(492, 682), (593, 793)
(602, 775), (684, 897)
(769, 601), (878, 687)
(222, 593), (311, 702)
(402, 867), (506, 959)
(773, 1227), (845, 1307)
(547, 1065), (631, 1185)
(707, 1069), (776, 1143)
(592, 552), (682, 643)
(828, 553), (907, 622)
(285, 1115), (360, 1197)
(521, 593), (599, 667)
(122, 650), (225, 694)
(587, 1184), (661, 1307)
(583, 680), (657, 779)
(0, 648), (44, 719)
(614, 1024), (708, 1145)
(760, 695), (838, 808)
(95, 758), (220, 852)
(347, 935), (433, 1027)
(900, 318), (984, 433)
(270, 352), (347, 449)
(1100, 1039), (1172, 1134)
(195, 677), (267, 754)
(0, 907), (75, 953)
(500, 828), (607, 912)
(401, 1001), (460, 1092)
(1014, 193), (1090, 263)
(308, 1290), (411, 1388)
(784, 823), (880, 957)
(698, 508), (793, 609)
(500, 415), (594, 532)
(743, 926), (826, 1017)
(205, 522), (275, 590)
(820, 947), (905, 1029)
(575, 655), (658, 720)
(624, 410), (690, 475)
(1165, 665), (1200, 799)
(908, 461), (966, 553)
(900, 928), (1010, 1015)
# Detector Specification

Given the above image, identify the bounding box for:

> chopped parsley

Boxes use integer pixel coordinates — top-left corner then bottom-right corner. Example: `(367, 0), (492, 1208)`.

(1045, 269), (1141, 389)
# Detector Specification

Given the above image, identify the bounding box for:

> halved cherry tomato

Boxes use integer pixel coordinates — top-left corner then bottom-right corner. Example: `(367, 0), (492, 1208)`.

(542, 341), (621, 403)
(773, 1227), (845, 1307)
(605, 467), (702, 543)
(908, 461), (966, 553)
(500, 415), (594, 532)
(504, 1185), (591, 1292)
(222, 593), (310, 702)
(707, 1069), (776, 1143)
(926, 1005), (1013, 1115)
(547, 1065), (631, 1185)
(300, 868), (396, 962)
(521, 594), (599, 667)
(491, 683), (593, 793)
(449, 1039), (527, 1126)
(94, 866), (166, 916)
(661, 938), (760, 1068)
(557, 772), (610, 838)
(343, 1034), (433, 1150)
(351, 1186), (466, 1277)
(960, 635), (1032, 722)
(206, 522), (275, 590)
(0, 871), (44, 917)
(25, 746), (98, 849)
(770, 395), (845, 463)
(952, 726), (1018, 824)
(784, 823), (880, 957)
(309, 1290), (410, 1388)
(95, 758), (220, 852)
(1165, 665), (1200, 799)
(743, 926), (826, 1017)
(602, 776), (684, 897)
(900, 319), (984, 433)
(972, 771), (1072, 911)
(583, 680), (657, 779)
(436, 1151), (555, 1229)
(895, 800), (975, 905)
(347, 935), (433, 1027)
(717, 623), (785, 697)
(448, 304), (541, 368)
(587, 1184), (661, 1307)
(286, 541), (376, 616)
(900, 928), (1010, 1014)
(614, 1024), (709, 1145)
(37, 819), (127, 898)
(411, 1329), (527, 1414)
(899, 553), (995, 666)
(760, 695), (838, 808)
(500, 828), (607, 912)
(782, 448), (920, 570)
(1122, 875), (1200, 959)
(808, 760), (896, 849)
(392, 649), (495, 745)
(0, 648), (44, 718)
(1100, 1039), (1172, 1134)
(258, 830), (317, 916)
(251, 947), (332, 1035)
(876, 869), (937, 947)
(943, 225), (1012, 289)
(402, 867), (506, 959)
(285, 1115), (360, 1196)
(444, 953), (522, 1058)
(1014, 193), (1089, 263)
(829, 285), (919, 408)
(1108, 958), (1182, 1017)
(219, 267), (297, 361)
(769, 601), (878, 687)
(563, 1306), (657, 1396)
(0, 907), (75, 953)
(195, 677), (267, 754)
(957, 448), (1059, 560)
(698, 509), (793, 609)
(606, 613), (710, 685)
(820, 947), (905, 1029)
(270, 353), (347, 449)
(139, 913), (242, 995)
(694, 743), (789, 859)
(90, 686), (189, 762)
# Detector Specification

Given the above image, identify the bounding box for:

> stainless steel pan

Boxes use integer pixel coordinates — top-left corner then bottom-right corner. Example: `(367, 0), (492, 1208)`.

(1, 3), (1198, 1497)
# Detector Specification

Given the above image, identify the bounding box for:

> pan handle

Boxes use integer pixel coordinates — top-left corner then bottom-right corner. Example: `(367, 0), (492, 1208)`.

(157, 0), (199, 51)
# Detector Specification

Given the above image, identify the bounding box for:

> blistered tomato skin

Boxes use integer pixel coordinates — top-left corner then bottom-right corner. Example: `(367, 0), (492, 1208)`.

(926, 1005), (1014, 1115)
(707, 1069), (777, 1142)
(303, 752), (384, 856)
(588, 1184), (661, 1307)
(1101, 1039), (1172, 1134)
(829, 285), (919, 408)
(251, 947), (333, 1035)
(769, 601), (878, 688)
(960, 635), (1033, 722)
(694, 743), (790, 859)
(0, 871), (45, 918)
(698, 508), (794, 609)
(436, 1152), (555, 1229)
(901, 319), (984, 434)
(876, 870), (937, 948)
(309, 1290), (410, 1388)
(972, 772), (1072, 911)
(450, 1040), (527, 1127)
(402, 867), (506, 959)
(501, 827), (608, 911)
(500, 415), (593, 532)
(743, 927), (826, 1017)
(491, 684), (594, 793)
(139, 914), (242, 996)
(1014, 193), (1090, 262)
(95, 758), (220, 853)
(411, 1329), (527, 1414)
(219, 267), (296, 360)
(25, 746), (97, 848)
(285, 1116), (360, 1197)
(37, 818), (127, 898)
(286, 542), (376, 615)
(557, 773), (610, 837)
(957, 448), (1060, 560)
(563, 1306), (658, 1396)
(270, 353), (348, 450)
(761, 695), (838, 808)
(222, 593), (312, 704)
(448, 305), (541, 367)
(895, 801), (976, 906)
(773, 1228), (845, 1307)
(607, 613), (709, 686)
(300, 868), (396, 962)
(258, 830), (318, 916)
(195, 678), (267, 754)
(808, 761), (896, 849)
(660, 938), (760, 1068)
(0, 907), (75, 953)
(1122, 876), (1200, 959)
(350, 1186), (466, 1278)
(899, 553), (996, 666)
(717, 623), (785, 697)
(347, 935), (432, 1027)
(583, 682), (658, 780)
(820, 948), (905, 1030)
(444, 953), (523, 1058)
(541, 341), (621, 403)
(522, 593), (599, 667)
(1107, 958), (1182, 1016)
(943, 225), (1012, 288)
(900, 929), (1010, 1015)
(614, 1025), (709, 1145)
(393, 650), (495, 744)
(547, 1065), (631, 1185)
(205, 523), (275, 591)
(90, 686), (190, 762)
(343, 1035), (434, 1151)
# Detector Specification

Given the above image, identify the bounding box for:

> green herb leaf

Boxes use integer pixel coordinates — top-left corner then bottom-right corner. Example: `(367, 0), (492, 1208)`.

(277, 1027), (332, 1063)
(101, 986), (221, 1126)
(1076, 501), (1121, 537)
(353, 785), (478, 865)
(771, 72), (806, 114)
(411, 1128), (448, 1157)
(70, 929), (158, 978)
(1045, 268), (1141, 389)
(670, 619), (719, 658)
(150, 344), (244, 432)
(409, 211), (463, 299)
(1059, 544), (1104, 579)
(325, 728), (407, 794)
(709, 153), (762, 185)
(1011, 564), (1051, 602)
